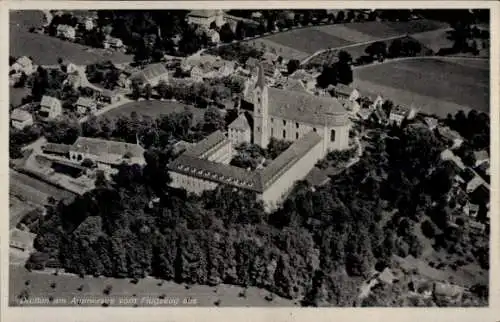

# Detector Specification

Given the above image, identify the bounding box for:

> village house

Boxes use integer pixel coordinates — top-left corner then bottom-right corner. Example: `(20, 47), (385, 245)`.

(262, 52), (279, 64)
(99, 89), (121, 104)
(75, 97), (97, 114)
(10, 108), (33, 130)
(472, 150), (489, 167)
(186, 10), (225, 28)
(260, 61), (281, 82)
(189, 66), (205, 82)
(389, 105), (417, 126)
(39, 95), (62, 119)
(10, 56), (35, 76)
(245, 57), (260, 73)
(130, 63), (169, 87)
(42, 143), (71, 157)
(69, 137), (146, 172)
(436, 126), (463, 149)
(103, 36), (124, 49)
(56, 24), (76, 40)
(424, 116), (439, 131)
(206, 29), (220, 45)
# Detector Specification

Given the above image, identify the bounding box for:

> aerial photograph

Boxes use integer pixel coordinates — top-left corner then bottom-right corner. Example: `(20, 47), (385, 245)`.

(9, 9), (490, 307)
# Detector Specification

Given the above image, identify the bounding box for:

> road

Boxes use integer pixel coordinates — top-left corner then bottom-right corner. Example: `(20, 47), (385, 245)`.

(352, 55), (488, 70)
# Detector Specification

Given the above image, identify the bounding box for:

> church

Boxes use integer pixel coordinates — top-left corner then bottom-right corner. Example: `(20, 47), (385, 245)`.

(168, 64), (351, 210)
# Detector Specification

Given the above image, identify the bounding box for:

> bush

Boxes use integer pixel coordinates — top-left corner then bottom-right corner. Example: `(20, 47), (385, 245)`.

(421, 220), (436, 239)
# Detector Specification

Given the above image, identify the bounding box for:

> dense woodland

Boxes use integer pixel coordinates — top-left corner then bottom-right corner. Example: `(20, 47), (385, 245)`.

(25, 108), (489, 306)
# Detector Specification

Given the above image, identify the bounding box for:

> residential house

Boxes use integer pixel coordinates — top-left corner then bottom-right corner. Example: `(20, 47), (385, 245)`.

(103, 37), (124, 49)
(39, 95), (62, 119)
(75, 97), (97, 114)
(245, 57), (259, 73)
(100, 90), (121, 104)
(10, 109), (33, 130)
(56, 24), (76, 40)
(206, 29), (220, 45)
(389, 105), (412, 126)
(186, 10), (225, 28)
(424, 117), (439, 131)
(69, 137), (146, 172)
(466, 174), (484, 193)
(440, 149), (466, 171)
(467, 203), (480, 218)
(433, 282), (464, 304)
(333, 84), (360, 101)
(10, 56), (35, 75)
(436, 126), (463, 149)
(472, 150), (489, 167)
(10, 228), (36, 252)
(79, 17), (94, 30)
(130, 63), (169, 87)
(261, 61), (281, 80)
(468, 220), (486, 234)
(378, 268), (395, 285)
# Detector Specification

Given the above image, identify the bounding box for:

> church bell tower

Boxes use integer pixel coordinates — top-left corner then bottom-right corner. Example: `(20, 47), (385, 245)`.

(253, 64), (269, 148)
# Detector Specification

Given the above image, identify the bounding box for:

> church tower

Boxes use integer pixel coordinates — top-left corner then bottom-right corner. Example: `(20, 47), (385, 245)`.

(253, 64), (269, 148)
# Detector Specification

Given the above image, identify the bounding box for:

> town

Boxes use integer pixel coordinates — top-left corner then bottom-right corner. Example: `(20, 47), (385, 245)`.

(9, 9), (490, 307)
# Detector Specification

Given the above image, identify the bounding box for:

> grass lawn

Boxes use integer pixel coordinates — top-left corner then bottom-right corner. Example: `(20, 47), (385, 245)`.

(383, 19), (449, 35)
(10, 87), (30, 108)
(246, 38), (310, 61)
(100, 100), (205, 125)
(344, 21), (402, 39)
(412, 29), (454, 53)
(344, 19), (448, 39)
(263, 28), (353, 55)
(10, 10), (133, 65)
(354, 58), (489, 115)
(314, 24), (378, 43)
(10, 265), (297, 307)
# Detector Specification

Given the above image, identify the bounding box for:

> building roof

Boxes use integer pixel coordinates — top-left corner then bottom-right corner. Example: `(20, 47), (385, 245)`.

(16, 56), (32, 68)
(473, 150), (489, 162)
(130, 63), (168, 84)
(10, 108), (32, 122)
(182, 130), (228, 159)
(57, 24), (74, 31)
(101, 89), (116, 98)
(260, 131), (322, 189)
(10, 228), (35, 248)
(228, 113), (251, 131)
(441, 149), (465, 170)
(390, 105), (410, 116)
(42, 143), (71, 155)
(262, 52), (278, 63)
(334, 83), (355, 96)
(282, 78), (309, 93)
(424, 117), (439, 129)
(261, 61), (278, 78)
(245, 57), (259, 69)
(187, 10), (218, 18)
(289, 69), (315, 82)
(437, 126), (462, 141)
(40, 95), (61, 109)
(267, 87), (349, 126)
(71, 137), (145, 164)
(378, 268), (395, 284)
(76, 97), (95, 108)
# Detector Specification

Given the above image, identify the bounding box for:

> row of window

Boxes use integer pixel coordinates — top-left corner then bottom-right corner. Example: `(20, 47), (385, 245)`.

(266, 128), (336, 142)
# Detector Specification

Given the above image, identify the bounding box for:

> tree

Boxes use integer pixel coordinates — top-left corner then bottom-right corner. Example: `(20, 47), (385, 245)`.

(365, 41), (387, 59)
(287, 59), (300, 75)
(144, 84), (153, 100)
(219, 23), (235, 43)
(202, 106), (225, 133)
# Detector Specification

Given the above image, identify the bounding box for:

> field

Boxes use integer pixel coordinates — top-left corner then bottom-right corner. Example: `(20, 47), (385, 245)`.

(353, 58), (489, 117)
(10, 10), (133, 65)
(100, 100), (205, 124)
(10, 265), (297, 307)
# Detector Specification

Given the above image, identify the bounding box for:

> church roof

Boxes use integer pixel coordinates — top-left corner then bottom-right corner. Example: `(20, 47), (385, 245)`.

(228, 113), (251, 131)
(267, 87), (349, 126)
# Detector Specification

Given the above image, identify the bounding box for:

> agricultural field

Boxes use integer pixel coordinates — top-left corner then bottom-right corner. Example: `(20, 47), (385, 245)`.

(100, 100), (205, 125)
(10, 10), (133, 65)
(246, 38), (309, 61)
(10, 265), (297, 307)
(353, 58), (489, 117)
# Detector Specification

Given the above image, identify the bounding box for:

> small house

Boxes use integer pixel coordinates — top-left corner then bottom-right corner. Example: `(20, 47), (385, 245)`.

(389, 105), (413, 126)
(424, 117), (439, 131)
(245, 57), (259, 73)
(75, 97), (97, 114)
(190, 66), (205, 82)
(186, 10), (225, 28)
(206, 29), (220, 45)
(472, 150), (489, 167)
(56, 24), (76, 40)
(39, 95), (62, 119)
(42, 143), (71, 157)
(100, 90), (120, 104)
(10, 109), (33, 130)
(130, 63), (169, 87)
(10, 56), (35, 75)
(103, 37), (124, 49)
(436, 126), (463, 149)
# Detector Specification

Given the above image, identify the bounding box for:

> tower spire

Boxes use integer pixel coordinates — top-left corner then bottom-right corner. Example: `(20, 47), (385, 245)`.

(256, 63), (266, 89)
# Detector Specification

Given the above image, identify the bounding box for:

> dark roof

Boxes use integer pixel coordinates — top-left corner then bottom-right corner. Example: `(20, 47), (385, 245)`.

(334, 84), (355, 96)
(473, 150), (489, 162)
(267, 87), (349, 126)
(76, 97), (95, 108)
(130, 63), (168, 84)
(71, 137), (144, 164)
(42, 143), (71, 155)
(183, 130), (228, 159)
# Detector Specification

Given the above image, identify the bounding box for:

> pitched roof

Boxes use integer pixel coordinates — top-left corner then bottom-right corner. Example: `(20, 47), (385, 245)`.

(42, 143), (71, 155)
(10, 228), (35, 248)
(188, 10), (218, 18)
(183, 130), (228, 159)
(130, 63), (168, 84)
(267, 87), (349, 126)
(334, 83), (355, 96)
(262, 52), (278, 63)
(71, 137), (145, 164)
(40, 95), (61, 109)
(228, 113), (251, 131)
(16, 56), (32, 68)
(261, 61), (278, 78)
(10, 108), (32, 122)
(282, 78), (309, 93)
(76, 97), (95, 108)
(473, 150), (489, 162)
(260, 131), (322, 189)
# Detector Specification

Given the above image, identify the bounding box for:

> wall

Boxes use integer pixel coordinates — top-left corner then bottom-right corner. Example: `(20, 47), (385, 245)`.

(229, 128), (251, 147)
(170, 171), (219, 194)
(260, 138), (324, 211)
(203, 140), (232, 164)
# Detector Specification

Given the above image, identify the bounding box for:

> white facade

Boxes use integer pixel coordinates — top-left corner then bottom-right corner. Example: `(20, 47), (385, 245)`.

(170, 172), (219, 194)
(229, 127), (251, 147)
(11, 109), (33, 130)
(56, 25), (76, 40)
(39, 97), (62, 119)
(187, 10), (225, 28)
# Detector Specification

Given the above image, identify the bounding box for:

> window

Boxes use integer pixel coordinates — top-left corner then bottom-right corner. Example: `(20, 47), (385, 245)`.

(296, 132), (299, 140)
(271, 118), (274, 123)
(283, 120), (286, 126)
(330, 129), (336, 142)
(257, 126), (260, 132)
(271, 128), (274, 136)
(77, 154), (83, 161)
(313, 128), (317, 133)
(283, 130), (286, 139)
(257, 97), (261, 104)
(296, 122), (299, 129)
(257, 108), (260, 113)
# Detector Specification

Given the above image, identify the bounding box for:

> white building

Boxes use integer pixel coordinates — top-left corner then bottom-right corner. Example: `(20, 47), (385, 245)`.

(10, 56), (35, 75)
(103, 37), (124, 49)
(39, 95), (62, 119)
(206, 29), (221, 45)
(228, 113), (252, 147)
(130, 63), (169, 87)
(75, 97), (97, 114)
(10, 108), (33, 130)
(56, 24), (76, 40)
(186, 10), (225, 28)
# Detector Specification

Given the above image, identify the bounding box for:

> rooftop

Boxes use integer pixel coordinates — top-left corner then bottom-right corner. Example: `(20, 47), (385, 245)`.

(11, 108), (32, 122)
(334, 83), (355, 96)
(40, 95), (61, 108)
(473, 150), (489, 162)
(130, 63), (168, 84)
(187, 10), (219, 18)
(71, 137), (145, 163)
(228, 113), (251, 131)
(182, 130), (228, 159)
(76, 97), (95, 108)
(42, 143), (71, 155)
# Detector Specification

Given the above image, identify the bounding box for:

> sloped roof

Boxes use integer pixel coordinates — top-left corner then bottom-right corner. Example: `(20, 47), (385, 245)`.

(282, 78), (309, 93)
(10, 228), (35, 248)
(130, 63), (168, 84)
(245, 57), (259, 69)
(76, 97), (95, 108)
(334, 83), (355, 96)
(71, 137), (144, 164)
(473, 150), (489, 162)
(183, 130), (228, 159)
(42, 143), (71, 155)
(16, 56), (32, 68)
(188, 10), (218, 18)
(11, 108), (32, 122)
(229, 113), (251, 131)
(40, 95), (61, 109)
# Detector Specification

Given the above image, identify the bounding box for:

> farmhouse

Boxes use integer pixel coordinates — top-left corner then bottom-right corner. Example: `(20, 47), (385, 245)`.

(100, 89), (121, 104)
(186, 10), (225, 28)
(472, 150), (489, 167)
(103, 36), (124, 49)
(56, 24), (76, 40)
(75, 97), (97, 114)
(168, 64), (351, 210)
(10, 108), (33, 130)
(10, 56), (35, 75)
(69, 137), (146, 171)
(130, 63), (169, 87)
(39, 95), (62, 119)
(10, 228), (36, 252)
(389, 105), (417, 126)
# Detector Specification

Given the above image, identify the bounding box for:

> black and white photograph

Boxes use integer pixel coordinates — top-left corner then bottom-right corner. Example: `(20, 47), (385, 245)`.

(7, 6), (491, 309)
